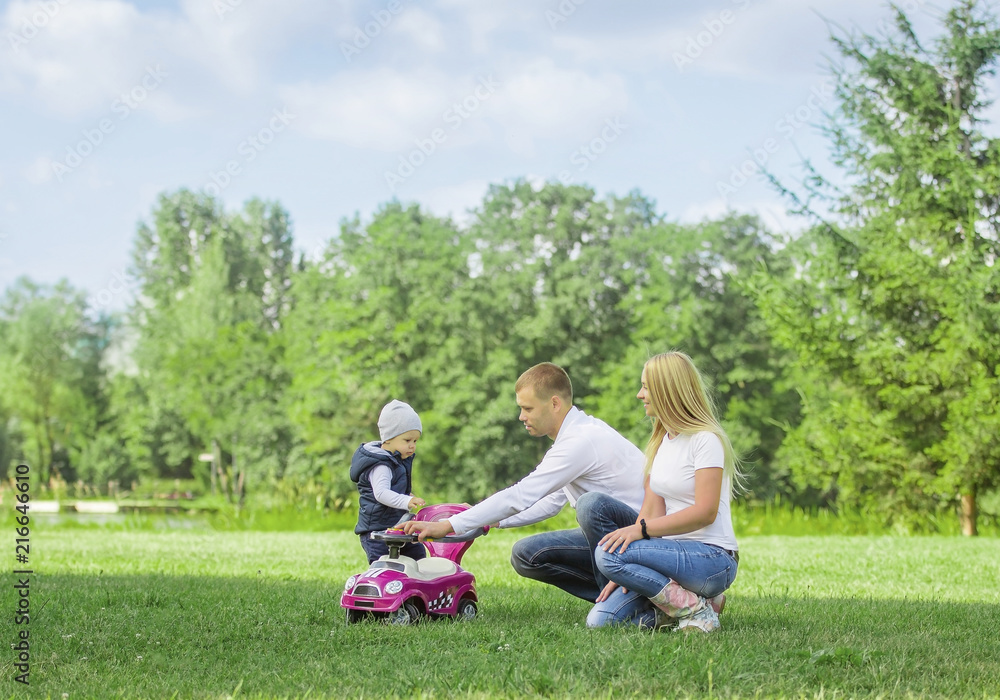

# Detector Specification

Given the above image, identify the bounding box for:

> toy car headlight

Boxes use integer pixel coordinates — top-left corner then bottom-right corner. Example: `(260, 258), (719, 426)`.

(384, 580), (403, 595)
(344, 575), (357, 591)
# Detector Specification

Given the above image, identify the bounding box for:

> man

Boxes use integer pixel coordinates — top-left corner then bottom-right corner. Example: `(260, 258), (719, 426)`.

(402, 362), (644, 602)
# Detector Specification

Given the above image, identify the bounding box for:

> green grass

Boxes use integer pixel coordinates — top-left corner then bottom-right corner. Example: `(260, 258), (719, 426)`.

(3, 527), (999, 699)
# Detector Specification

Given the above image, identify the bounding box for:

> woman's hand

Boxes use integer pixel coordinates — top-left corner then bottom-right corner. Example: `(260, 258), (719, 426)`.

(595, 580), (624, 603)
(599, 524), (642, 554)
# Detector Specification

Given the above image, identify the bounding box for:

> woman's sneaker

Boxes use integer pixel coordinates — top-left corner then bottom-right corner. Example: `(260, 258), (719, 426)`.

(649, 606), (678, 631)
(709, 593), (725, 614)
(676, 602), (720, 633)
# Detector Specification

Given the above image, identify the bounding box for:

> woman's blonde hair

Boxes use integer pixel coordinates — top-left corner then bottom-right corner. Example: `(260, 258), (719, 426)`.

(641, 352), (744, 495)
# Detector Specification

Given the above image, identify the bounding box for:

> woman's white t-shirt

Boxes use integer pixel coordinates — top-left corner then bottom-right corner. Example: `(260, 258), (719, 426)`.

(647, 431), (738, 552)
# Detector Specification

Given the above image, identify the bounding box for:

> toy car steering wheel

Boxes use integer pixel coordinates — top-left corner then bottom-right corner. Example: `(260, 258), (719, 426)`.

(370, 528), (418, 544)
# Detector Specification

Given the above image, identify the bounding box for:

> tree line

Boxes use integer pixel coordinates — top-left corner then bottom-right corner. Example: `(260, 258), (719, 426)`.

(1, 1), (997, 533)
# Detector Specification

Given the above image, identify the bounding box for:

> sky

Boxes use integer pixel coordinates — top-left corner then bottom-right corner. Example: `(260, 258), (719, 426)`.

(0, 0), (993, 314)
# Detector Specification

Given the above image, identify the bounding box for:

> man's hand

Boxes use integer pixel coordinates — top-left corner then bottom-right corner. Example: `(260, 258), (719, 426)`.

(401, 519), (454, 540)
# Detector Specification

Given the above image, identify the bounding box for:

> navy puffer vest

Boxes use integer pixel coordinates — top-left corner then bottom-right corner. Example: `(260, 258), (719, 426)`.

(350, 441), (413, 534)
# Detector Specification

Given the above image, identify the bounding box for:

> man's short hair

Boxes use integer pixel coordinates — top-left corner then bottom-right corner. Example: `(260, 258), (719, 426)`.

(515, 362), (573, 403)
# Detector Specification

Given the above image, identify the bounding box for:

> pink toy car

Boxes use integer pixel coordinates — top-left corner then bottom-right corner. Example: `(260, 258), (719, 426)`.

(341, 504), (489, 625)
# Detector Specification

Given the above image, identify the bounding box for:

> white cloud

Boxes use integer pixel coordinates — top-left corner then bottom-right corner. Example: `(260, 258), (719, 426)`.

(0, 0), (147, 116)
(488, 58), (628, 156)
(0, 0), (348, 120)
(390, 8), (447, 53)
(279, 68), (455, 150)
(282, 57), (629, 163)
(679, 198), (729, 225)
(134, 181), (167, 222)
(550, 0), (925, 81)
(552, 26), (683, 71)
(420, 178), (490, 227)
(434, 0), (537, 54)
(0, 0), (210, 121)
(754, 199), (810, 234)
(23, 155), (54, 184)
(173, 0), (346, 94)
(679, 196), (808, 235)
(677, 0), (874, 79)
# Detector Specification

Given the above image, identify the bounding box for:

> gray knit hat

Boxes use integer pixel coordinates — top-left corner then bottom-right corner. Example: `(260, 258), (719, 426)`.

(378, 400), (422, 441)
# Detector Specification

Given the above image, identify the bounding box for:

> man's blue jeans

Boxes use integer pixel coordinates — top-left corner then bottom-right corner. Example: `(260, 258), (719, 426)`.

(509, 491), (638, 603)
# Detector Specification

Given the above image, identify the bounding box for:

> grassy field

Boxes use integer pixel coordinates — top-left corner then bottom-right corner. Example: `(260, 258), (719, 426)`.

(3, 527), (999, 699)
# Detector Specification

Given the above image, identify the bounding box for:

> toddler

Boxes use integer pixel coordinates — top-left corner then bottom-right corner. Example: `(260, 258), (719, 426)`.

(350, 399), (427, 563)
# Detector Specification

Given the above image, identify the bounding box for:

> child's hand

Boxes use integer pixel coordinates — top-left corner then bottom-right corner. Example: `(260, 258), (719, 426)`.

(408, 496), (425, 511)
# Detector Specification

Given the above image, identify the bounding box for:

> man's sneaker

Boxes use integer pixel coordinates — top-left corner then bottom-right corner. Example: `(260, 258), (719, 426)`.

(709, 593), (725, 615)
(676, 603), (720, 633)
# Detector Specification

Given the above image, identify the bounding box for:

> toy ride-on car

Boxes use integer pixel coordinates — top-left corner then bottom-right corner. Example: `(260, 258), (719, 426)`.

(341, 503), (489, 625)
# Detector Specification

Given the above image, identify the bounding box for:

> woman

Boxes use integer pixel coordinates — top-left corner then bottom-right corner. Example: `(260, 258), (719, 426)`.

(582, 351), (742, 632)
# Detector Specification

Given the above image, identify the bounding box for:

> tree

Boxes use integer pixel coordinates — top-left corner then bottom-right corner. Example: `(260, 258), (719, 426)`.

(284, 183), (655, 502)
(446, 181), (648, 498)
(0, 278), (105, 485)
(127, 190), (297, 498)
(0, 402), (13, 480)
(588, 213), (801, 502)
(755, 0), (1000, 533)
(283, 201), (471, 501)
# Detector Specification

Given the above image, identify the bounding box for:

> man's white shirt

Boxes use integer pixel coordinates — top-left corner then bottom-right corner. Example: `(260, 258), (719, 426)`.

(448, 407), (645, 534)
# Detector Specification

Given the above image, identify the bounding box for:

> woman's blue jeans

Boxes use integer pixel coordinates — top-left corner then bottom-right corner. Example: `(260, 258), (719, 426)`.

(581, 496), (738, 628)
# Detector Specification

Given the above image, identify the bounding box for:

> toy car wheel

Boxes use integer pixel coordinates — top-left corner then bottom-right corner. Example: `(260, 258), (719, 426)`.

(457, 597), (477, 621)
(387, 601), (421, 625)
(345, 608), (367, 625)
